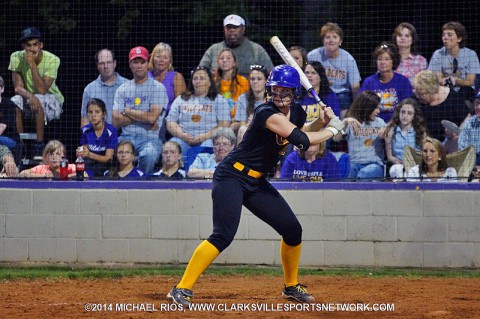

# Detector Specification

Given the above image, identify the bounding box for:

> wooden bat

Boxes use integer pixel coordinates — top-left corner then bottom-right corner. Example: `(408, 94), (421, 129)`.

(270, 36), (325, 108)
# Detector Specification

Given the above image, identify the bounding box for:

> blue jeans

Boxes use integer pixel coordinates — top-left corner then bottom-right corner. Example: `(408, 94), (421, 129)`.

(119, 135), (162, 175)
(349, 162), (384, 181)
(336, 91), (353, 111)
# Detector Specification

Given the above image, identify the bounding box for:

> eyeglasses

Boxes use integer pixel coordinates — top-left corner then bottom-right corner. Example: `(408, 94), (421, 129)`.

(214, 142), (232, 147)
(191, 66), (210, 74)
(250, 64), (266, 71)
(117, 151), (133, 155)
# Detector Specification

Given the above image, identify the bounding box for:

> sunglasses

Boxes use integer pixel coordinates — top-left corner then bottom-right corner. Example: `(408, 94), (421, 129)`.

(250, 64), (266, 71)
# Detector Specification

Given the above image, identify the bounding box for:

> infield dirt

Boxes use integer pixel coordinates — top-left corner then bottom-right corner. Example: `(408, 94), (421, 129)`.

(1, 274), (479, 318)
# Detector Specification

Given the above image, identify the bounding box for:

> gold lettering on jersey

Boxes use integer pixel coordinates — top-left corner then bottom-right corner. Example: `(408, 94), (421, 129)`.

(276, 134), (290, 155)
(276, 134), (289, 146)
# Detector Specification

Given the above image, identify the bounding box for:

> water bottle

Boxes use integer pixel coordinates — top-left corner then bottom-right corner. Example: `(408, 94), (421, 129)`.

(75, 147), (85, 181)
(59, 157), (69, 180)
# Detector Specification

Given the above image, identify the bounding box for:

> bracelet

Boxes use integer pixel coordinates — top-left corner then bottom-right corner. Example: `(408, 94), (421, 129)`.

(326, 127), (338, 137)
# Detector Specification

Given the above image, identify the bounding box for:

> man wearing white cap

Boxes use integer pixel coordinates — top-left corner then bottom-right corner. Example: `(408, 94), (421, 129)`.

(199, 14), (273, 76)
(112, 46), (168, 174)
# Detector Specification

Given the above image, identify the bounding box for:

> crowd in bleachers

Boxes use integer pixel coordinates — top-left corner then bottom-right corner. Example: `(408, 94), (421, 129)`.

(1, 15), (480, 182)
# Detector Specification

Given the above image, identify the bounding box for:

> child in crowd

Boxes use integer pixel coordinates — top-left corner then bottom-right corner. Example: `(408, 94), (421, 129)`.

(18, 140), (77, 178)
(300, 61), (341, 120)
(392, 22), (428, 84)
(335, 91), (386, 181)
(289, 46), (308, 70)
(280, 142), (340, 182)
(105, 140), (144, 178)
(214, 48), (249, 121)
(235, 65), (268, 142)
(153, 141), (185, 180)
(79, 98), (118, 177)
(384, 98), (428, 178)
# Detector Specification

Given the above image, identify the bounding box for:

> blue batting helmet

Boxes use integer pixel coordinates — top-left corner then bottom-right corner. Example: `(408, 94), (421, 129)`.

(265, 64), (302, 97)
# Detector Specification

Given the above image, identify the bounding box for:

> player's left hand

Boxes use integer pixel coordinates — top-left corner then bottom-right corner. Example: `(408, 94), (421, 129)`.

(322, 106), (335, 126)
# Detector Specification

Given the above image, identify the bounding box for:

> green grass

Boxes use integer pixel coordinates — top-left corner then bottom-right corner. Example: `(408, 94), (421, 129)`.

(0, 264), (479, 281)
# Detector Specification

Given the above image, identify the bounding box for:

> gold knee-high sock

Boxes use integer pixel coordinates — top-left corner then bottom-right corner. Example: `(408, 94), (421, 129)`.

(177, 240), (220, 290)
(280, 240), (301, 287)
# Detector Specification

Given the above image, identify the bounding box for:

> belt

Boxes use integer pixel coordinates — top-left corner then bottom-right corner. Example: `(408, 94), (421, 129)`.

(231, 161), (264, 179)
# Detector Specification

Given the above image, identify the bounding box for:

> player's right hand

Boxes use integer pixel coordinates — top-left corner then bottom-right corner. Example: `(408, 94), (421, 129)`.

(29, 96), (43, 113)
(328, 116), (345, 132)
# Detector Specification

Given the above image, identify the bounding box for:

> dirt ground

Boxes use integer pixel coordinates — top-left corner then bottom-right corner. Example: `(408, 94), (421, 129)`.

(1, 274), (480, 319)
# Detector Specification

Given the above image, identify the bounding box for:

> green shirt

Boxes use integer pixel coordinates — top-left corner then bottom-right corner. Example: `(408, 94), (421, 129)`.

(8, 50), (64, 103)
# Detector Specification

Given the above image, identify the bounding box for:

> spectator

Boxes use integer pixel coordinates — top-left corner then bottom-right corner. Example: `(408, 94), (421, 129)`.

(148, 42), (187, 111)
(301, 61), (341, 120)
(0, 75), (19, 151)
(18, 140), (76, 178)
(458, 91), (480, 164)
(153, 140), (185, 179)
(187, 127), (236, 179)
(148, 42), (187, 141)
(166, 66), (231, 160)
(105, 140), (144, 178)
(307, 22), (361, 118)
(280, 142), (340, 181)
(214, 48), (249, 121)
(385, 98), (428, 178)
(199, 14), (273, 76)
(413, 70), (469, 141)
(289, 46), (308, 71)
(470, 165), (480, 182)
(235, 65), (268, 142)
(79, 98), (118, 177)
(406, 136), (458, 182)
(0, 146), (19, 178)
(428, 21), (480, 103)
(112, 46), (168, 175)
(334, 91), (386, 181)
(80, 49), (127, 127)
(392, 22), (428, 84)
(9, 27), (64, 160)
(360, 42), (413, 123)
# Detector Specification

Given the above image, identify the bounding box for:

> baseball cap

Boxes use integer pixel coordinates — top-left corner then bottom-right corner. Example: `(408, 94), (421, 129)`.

(476, 90), (480, 99)
(19, 27), (41, 43)
(441, 120), (460, 135)
(129, 46), (149, 61)
(223, 14), (245, 26)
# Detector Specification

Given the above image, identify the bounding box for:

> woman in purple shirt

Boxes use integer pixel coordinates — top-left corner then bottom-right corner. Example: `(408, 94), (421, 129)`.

(360, 43), (413, 123)
(148, 42), (187, 141)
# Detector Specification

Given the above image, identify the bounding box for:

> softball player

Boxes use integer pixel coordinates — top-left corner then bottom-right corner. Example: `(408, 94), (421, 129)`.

(167, 65), (345, 305)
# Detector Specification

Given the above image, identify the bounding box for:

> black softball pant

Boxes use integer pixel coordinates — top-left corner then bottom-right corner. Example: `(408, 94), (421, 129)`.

(207, 163), (303, 252)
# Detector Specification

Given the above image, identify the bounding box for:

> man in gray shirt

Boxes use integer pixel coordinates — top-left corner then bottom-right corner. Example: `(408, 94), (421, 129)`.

(199, 14), (273, 76)
(81, 49), (127, 126)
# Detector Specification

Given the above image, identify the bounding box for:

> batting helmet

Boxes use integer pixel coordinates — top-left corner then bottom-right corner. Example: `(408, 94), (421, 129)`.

(265, 64), (301, 98)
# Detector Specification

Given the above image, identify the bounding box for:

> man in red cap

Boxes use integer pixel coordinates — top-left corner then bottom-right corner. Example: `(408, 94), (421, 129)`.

(112, 46), (168, 175)
(9, 27), (64, 160)
(198, 14), (273, 76)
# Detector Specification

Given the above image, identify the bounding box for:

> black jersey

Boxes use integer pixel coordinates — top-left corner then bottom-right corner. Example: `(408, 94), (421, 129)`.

(228, 101), (307, 173)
